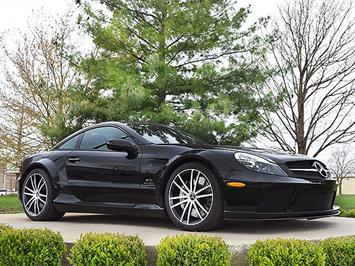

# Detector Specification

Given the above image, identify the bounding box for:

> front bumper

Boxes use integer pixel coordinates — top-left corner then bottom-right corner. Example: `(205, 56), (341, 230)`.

(221, 171), (338, 220)
(224, 206), (339, 220)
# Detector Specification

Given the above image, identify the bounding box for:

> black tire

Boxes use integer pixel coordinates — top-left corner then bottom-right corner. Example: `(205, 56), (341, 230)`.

(21, 168), (65, 221)
(165, 162), (224, 231)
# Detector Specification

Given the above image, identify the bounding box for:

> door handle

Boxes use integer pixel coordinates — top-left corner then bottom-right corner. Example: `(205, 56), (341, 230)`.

(68, 157), (80, 163)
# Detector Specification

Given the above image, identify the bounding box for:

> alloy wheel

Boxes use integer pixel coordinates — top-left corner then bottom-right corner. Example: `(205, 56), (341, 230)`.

(168, 168), (213, 225)
(22, 173), (48, 216)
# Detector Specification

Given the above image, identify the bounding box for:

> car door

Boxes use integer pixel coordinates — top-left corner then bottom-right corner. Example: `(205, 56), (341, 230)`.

(65, 126), (141, 205)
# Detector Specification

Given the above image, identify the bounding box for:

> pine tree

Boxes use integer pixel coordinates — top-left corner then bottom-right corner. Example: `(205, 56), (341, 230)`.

(74, 0), (273, 144)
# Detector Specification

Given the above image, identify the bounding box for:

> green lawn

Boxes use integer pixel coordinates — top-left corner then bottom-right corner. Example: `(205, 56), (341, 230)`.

(334, 195), (355, 210)
(0, 194), (23, 214)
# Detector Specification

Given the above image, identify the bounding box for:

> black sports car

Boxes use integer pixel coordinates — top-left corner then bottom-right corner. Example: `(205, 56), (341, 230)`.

(17, 122), (339, 231)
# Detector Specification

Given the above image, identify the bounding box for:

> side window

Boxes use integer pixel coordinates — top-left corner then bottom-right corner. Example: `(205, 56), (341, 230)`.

(58, 135), (80, 150)
(80, 127), (131, 151)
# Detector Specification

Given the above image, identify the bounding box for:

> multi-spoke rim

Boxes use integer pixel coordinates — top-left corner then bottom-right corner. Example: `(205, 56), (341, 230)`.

(168, 169), (213, 226)
(22, 173), (48, 217)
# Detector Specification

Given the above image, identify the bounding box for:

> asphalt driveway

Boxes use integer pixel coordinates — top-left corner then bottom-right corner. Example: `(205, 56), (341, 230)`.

(0, 213), (354, 245)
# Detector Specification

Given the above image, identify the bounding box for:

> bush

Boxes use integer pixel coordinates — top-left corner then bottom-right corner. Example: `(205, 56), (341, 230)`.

(0, 224), (12, 232)
(0, 228), (66, 266)
(340, 208), (355, 218)
(68, 232), (147, 266)
(321, 236), (355, 266)
(247, 238), (325, 266)
(157, 233), (231, 266)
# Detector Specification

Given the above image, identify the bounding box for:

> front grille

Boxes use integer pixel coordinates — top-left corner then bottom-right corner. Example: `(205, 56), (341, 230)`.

(286, 160), (314, 169)
(285, 160), (330, 179)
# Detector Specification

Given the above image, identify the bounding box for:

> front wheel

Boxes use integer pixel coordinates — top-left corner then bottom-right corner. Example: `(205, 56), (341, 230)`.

(21, 169), (65, 221)
(165, 162), (223, 231)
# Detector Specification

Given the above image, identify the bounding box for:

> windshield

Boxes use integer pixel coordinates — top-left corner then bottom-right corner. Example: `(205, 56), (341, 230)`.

(128, 124), (206, 145)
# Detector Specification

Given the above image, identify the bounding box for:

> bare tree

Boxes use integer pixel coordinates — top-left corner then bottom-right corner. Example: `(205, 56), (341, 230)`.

(0, 99), (38, 169)
(1, 10), (79, 148)
(0, 10), (82, 168)
(262, 0), (355, 156)
(329, 145), (355, 194)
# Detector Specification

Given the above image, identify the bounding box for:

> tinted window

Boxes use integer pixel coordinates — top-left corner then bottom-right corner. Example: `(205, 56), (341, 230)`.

(58, 135), (80, 150)
(129, 124), (206, 145)
(80, 127), (130, 150)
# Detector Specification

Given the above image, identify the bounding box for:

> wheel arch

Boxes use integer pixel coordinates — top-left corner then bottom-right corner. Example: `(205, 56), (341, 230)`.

(19, 159), (58, 196)
(158, 154), (224, 206)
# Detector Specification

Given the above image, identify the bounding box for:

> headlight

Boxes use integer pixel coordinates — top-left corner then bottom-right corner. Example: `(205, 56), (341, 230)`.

(234, 152), (286, 176)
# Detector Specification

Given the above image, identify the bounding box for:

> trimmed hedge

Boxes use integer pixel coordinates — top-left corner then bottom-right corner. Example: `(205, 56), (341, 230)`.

(68, 232), (147, 266)
(0, 228), (66, 266)
(0, 224), (12, 232)
(0, 225), (354, 266)
(247, 238), (325, 266)
(157, 234), (231, 266)
(340, 208), (355, 218)
(321, 236), (355, 266)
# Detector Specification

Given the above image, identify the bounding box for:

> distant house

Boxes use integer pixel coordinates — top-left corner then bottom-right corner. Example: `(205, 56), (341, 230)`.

(0, 170), (19, 191)
(339, 177), (355, 195)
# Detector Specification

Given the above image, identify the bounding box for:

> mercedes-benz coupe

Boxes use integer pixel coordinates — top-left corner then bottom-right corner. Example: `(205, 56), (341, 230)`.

(17, 122), (339, 231)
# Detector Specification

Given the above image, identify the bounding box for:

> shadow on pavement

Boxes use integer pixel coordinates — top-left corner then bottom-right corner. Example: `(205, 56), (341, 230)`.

(60, 213), (335, 234)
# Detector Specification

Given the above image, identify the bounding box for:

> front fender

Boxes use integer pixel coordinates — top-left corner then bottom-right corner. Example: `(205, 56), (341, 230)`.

(156, 151), (226, 206)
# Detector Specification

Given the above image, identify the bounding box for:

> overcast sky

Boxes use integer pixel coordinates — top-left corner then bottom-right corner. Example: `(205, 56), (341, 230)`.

(0, 0), (352, 163)
(0, 0), (281, 32)
(0, 0), (74, 31)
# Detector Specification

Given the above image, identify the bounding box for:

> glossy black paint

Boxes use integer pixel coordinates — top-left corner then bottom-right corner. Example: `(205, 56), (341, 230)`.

(17, 122), (339, 220)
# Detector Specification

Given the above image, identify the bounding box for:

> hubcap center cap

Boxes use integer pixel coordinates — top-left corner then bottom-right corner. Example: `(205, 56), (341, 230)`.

(190, 192), (196, 200)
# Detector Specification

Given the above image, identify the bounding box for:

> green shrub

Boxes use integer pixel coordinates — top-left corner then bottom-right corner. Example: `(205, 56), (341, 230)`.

(247, 238), (325, 266)
(0, 224), (12, 232)
(0, 228), (66, 266)
(321, 236), (355, 266)
(68, 232), (147, 266)
(340, 208), (355, 218)
(157, 233), (231, 266)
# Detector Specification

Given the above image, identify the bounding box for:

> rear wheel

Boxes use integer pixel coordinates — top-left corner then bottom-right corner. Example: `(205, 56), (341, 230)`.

(165, 162), (223, 231)
(21, 169), (64, 221)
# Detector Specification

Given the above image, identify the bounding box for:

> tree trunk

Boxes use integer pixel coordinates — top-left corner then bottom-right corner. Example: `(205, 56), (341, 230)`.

(339, 177), (344, 195)
(296, 91), (307, 154)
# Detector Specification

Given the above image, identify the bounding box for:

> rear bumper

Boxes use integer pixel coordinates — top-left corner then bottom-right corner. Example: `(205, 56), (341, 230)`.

(224, 206), (340, 220)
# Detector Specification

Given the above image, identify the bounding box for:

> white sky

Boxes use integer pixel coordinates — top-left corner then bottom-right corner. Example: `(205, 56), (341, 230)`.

(0, 0), (73, 31)
(0, 0), (281, 32)
(0, 0), (352, 163)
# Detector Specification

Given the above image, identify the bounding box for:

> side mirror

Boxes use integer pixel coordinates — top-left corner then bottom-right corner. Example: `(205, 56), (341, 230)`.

(107, 139), (138, 158)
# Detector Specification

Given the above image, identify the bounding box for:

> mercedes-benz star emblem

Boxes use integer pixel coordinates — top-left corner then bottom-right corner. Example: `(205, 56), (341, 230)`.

(312, 161), (328, 178)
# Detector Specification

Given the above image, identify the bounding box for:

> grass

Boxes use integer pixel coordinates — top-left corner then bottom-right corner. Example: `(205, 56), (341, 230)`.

(0, 194), (23, 214)
(335, 195), (355, 210)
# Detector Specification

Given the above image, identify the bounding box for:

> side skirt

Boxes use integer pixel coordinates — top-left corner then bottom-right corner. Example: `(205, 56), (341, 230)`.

(53, 193), (166, 218)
